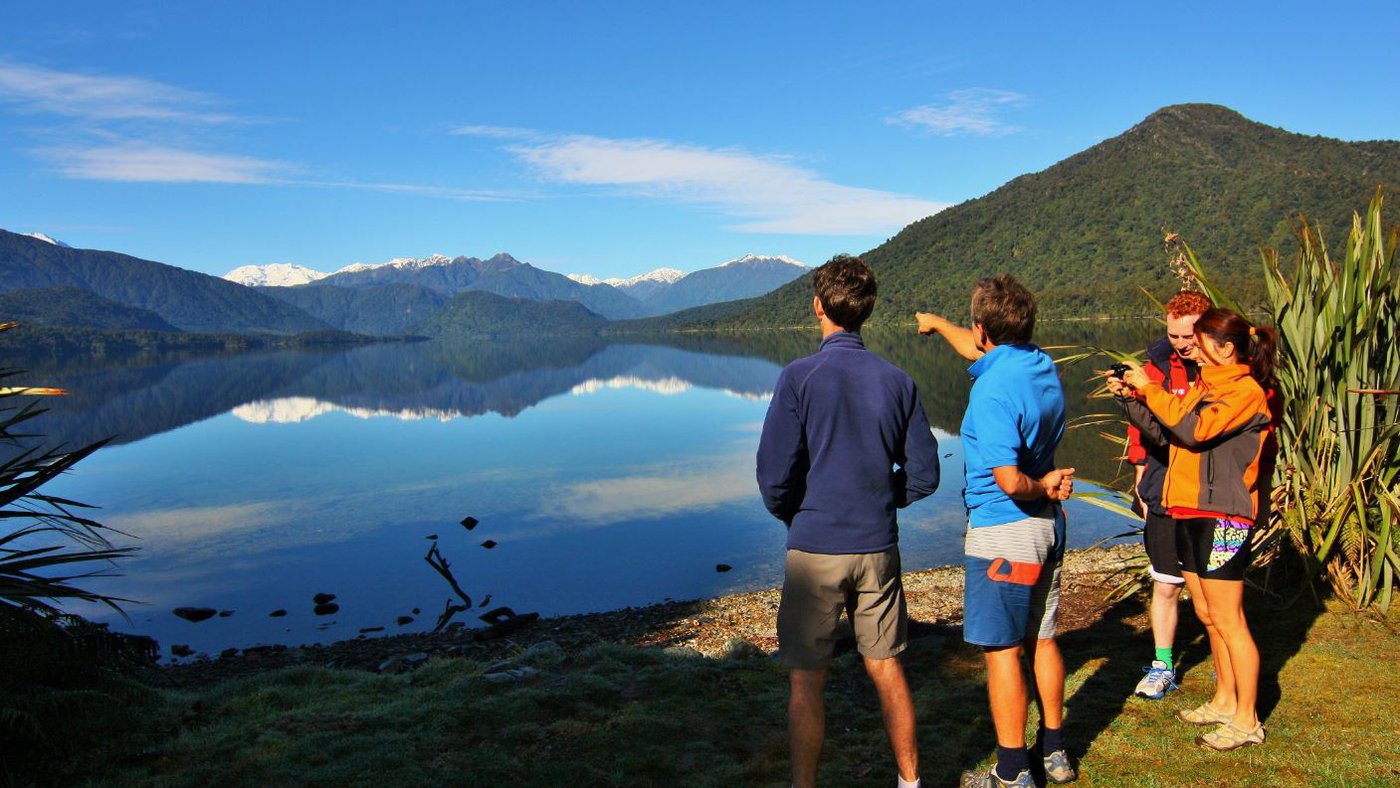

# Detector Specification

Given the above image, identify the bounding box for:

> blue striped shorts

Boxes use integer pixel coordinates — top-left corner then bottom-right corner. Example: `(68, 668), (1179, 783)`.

(962, 507), (1066, 647)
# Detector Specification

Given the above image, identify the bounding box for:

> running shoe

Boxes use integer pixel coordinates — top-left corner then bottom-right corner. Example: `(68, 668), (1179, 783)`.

(1133, 660), (1178, 699)
(1196, 721), (1266, 751)
(1041, 748), (1078, 784)
(959, 767), (1035, 788)
(1176, 702), (1233, 726)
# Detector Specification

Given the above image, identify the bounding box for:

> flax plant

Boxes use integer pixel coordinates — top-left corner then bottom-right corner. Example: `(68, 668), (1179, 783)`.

(0, 321), (146, 776)
(0, 348), (131, 620)
(1184, 189), (1400, 610)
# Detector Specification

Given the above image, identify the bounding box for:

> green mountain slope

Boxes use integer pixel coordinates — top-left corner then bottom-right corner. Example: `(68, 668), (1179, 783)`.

(689, 104), (1400, 328)
(0, 230), (330, 334)
(412, 290), (609, 339)
(0, 286), (178, 331)
(260, 283), (448, 335)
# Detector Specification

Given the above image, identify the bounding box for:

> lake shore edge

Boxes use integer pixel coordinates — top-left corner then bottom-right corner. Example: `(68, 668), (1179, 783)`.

(150, 542), (1138, 688)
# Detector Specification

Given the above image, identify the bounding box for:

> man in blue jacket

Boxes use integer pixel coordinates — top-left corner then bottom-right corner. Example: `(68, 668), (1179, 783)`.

(758, 254), (941, 788)
(918, 275), (1077, 788)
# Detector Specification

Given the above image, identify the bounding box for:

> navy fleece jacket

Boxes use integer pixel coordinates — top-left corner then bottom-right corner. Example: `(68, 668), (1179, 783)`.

(756, 331), (941, 554)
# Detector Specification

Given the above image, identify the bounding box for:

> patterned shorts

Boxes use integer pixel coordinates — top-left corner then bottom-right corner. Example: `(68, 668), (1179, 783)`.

(1177, 516), (1253, 581)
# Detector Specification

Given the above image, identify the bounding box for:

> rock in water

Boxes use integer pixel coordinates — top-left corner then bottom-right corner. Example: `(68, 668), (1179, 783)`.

(313, 592), (336, 605)
(314, 603), (340, 616)
(460, 516), (479, 530)
(269, 609), (288, 618)
(173, 607), (217, 623)
(715, 564), (732, 573)
(481, 540), (497, 549)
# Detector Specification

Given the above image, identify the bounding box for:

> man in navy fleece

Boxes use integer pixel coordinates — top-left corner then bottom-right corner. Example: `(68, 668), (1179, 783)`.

(757, 254), (941, 788)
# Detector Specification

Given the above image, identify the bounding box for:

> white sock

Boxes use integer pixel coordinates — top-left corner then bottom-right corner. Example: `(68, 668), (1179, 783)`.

(898, 776), (921, 788)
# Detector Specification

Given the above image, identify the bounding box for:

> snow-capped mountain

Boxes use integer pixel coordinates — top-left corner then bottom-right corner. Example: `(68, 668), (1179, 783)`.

(224, 263), (329, 287)
(569, 267), (687, 300)
(21, 232), (70, 247)
(642, 254), (809, 315)
(220, 250), (806, 325)
(719, 253), (804, 270)
(332, 254), (455, 275)
(566, 256), (805, 314)
(223, 254), (460, 286)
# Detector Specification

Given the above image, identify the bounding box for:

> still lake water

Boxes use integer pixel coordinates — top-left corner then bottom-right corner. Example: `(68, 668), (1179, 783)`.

(12, 324), (1156, 657)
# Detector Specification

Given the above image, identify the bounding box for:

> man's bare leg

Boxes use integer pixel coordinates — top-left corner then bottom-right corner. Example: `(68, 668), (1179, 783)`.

(789, 667), (828, 788)
(865, 655), (919, 782)
(1026, 636), (1065, 731)
(984, 644), (1028, 748)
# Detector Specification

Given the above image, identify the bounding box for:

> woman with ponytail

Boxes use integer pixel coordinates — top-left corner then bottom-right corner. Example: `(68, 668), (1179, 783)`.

(1108, 307), (1278, 752)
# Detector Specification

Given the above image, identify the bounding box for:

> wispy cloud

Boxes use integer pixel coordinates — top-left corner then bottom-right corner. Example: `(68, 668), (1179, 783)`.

(886, 88), (1029, 137)
(5, 61), (503, 198)
(457, 127), (948, 235)
(307, 180), (517, 202)
(451, 124), (549, 141)
(0, 61), (240, 123)
(41, 143), (289, 183)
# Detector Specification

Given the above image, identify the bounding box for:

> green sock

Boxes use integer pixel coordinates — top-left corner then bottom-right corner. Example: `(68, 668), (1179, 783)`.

(1154, 647), (1173, 670)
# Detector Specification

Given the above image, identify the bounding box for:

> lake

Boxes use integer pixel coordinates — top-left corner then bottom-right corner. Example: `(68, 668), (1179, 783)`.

(7, 323), (1157, 658)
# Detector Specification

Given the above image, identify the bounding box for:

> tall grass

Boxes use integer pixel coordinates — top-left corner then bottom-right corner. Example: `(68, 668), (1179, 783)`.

(0, 320), (151, 782)
(1184, 189), (1400, 610)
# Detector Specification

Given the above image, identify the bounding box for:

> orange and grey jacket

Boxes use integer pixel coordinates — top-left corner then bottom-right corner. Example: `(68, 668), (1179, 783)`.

(1117, 364), (1271, 523)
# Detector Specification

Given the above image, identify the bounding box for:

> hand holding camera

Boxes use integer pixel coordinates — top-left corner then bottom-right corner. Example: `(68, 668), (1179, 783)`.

(1105, 359), (1148, 396)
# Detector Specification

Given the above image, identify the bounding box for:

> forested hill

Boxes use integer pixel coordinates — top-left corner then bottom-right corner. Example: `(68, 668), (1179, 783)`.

(684, 104), (1400, 328)
(0, 230), (329, 335)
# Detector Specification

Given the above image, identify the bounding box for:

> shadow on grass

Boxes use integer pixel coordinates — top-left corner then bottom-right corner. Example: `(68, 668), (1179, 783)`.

(897, 565), (1331, 787)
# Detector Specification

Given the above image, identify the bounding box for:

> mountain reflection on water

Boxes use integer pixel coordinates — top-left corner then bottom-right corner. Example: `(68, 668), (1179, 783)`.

(11, 322), (1156, 657)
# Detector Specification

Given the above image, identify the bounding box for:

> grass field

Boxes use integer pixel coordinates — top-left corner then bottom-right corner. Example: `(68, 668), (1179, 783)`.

(42, 582), (1399, 788)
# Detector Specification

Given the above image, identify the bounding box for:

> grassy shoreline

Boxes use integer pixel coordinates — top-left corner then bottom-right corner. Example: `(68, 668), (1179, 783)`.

(19, 545), (1397, 787)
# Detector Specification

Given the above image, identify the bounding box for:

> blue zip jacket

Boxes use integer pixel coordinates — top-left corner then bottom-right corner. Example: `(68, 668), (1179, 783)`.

(756, 331), (941, 554)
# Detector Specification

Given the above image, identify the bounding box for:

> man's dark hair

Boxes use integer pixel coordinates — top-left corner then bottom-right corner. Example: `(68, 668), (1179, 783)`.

(813, 254), (877, 332)
(970, 274), (1037, 345)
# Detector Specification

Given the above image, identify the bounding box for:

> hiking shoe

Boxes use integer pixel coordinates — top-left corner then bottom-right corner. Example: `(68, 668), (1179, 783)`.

(1176, 702), (1233, 726)
(1196, 721), (1266, 751)
(1133, 660), (1178, 699)
(1041, 749), (1078, 784)
(959, 767), (1035, 788)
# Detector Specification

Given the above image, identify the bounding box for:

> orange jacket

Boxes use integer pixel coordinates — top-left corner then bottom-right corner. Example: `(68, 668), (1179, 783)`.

(1118, 364), (1271, 522)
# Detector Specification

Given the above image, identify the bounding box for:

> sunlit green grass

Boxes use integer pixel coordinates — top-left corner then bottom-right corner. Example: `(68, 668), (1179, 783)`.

(56, 595), (1400, 788)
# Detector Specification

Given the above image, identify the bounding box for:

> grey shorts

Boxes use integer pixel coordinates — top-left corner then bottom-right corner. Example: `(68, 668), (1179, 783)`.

(777, 547), (907, 669)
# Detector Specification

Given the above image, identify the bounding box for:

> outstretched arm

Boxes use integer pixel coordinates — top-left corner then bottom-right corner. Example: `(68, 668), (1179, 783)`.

(916, 312), (983, 361)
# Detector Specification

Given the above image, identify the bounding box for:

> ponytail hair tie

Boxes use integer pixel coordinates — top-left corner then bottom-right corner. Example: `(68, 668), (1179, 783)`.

(1248, 326), (1257, 337)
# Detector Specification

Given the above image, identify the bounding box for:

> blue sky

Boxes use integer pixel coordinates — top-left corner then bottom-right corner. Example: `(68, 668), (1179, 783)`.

(3, 1), (1397, 280)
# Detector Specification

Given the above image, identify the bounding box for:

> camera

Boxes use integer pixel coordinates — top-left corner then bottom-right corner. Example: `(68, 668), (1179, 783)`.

(1109, 363), (1131, 380)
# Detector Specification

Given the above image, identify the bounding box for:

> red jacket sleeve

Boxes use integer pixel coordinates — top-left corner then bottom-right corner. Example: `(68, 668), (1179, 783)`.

(1125, 361), (1167, 464)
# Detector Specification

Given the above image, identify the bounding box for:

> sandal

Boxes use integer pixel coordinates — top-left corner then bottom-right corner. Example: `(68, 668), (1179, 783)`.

(1175, 702), (1233, 726)
(1196, 721), (1266, 751)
